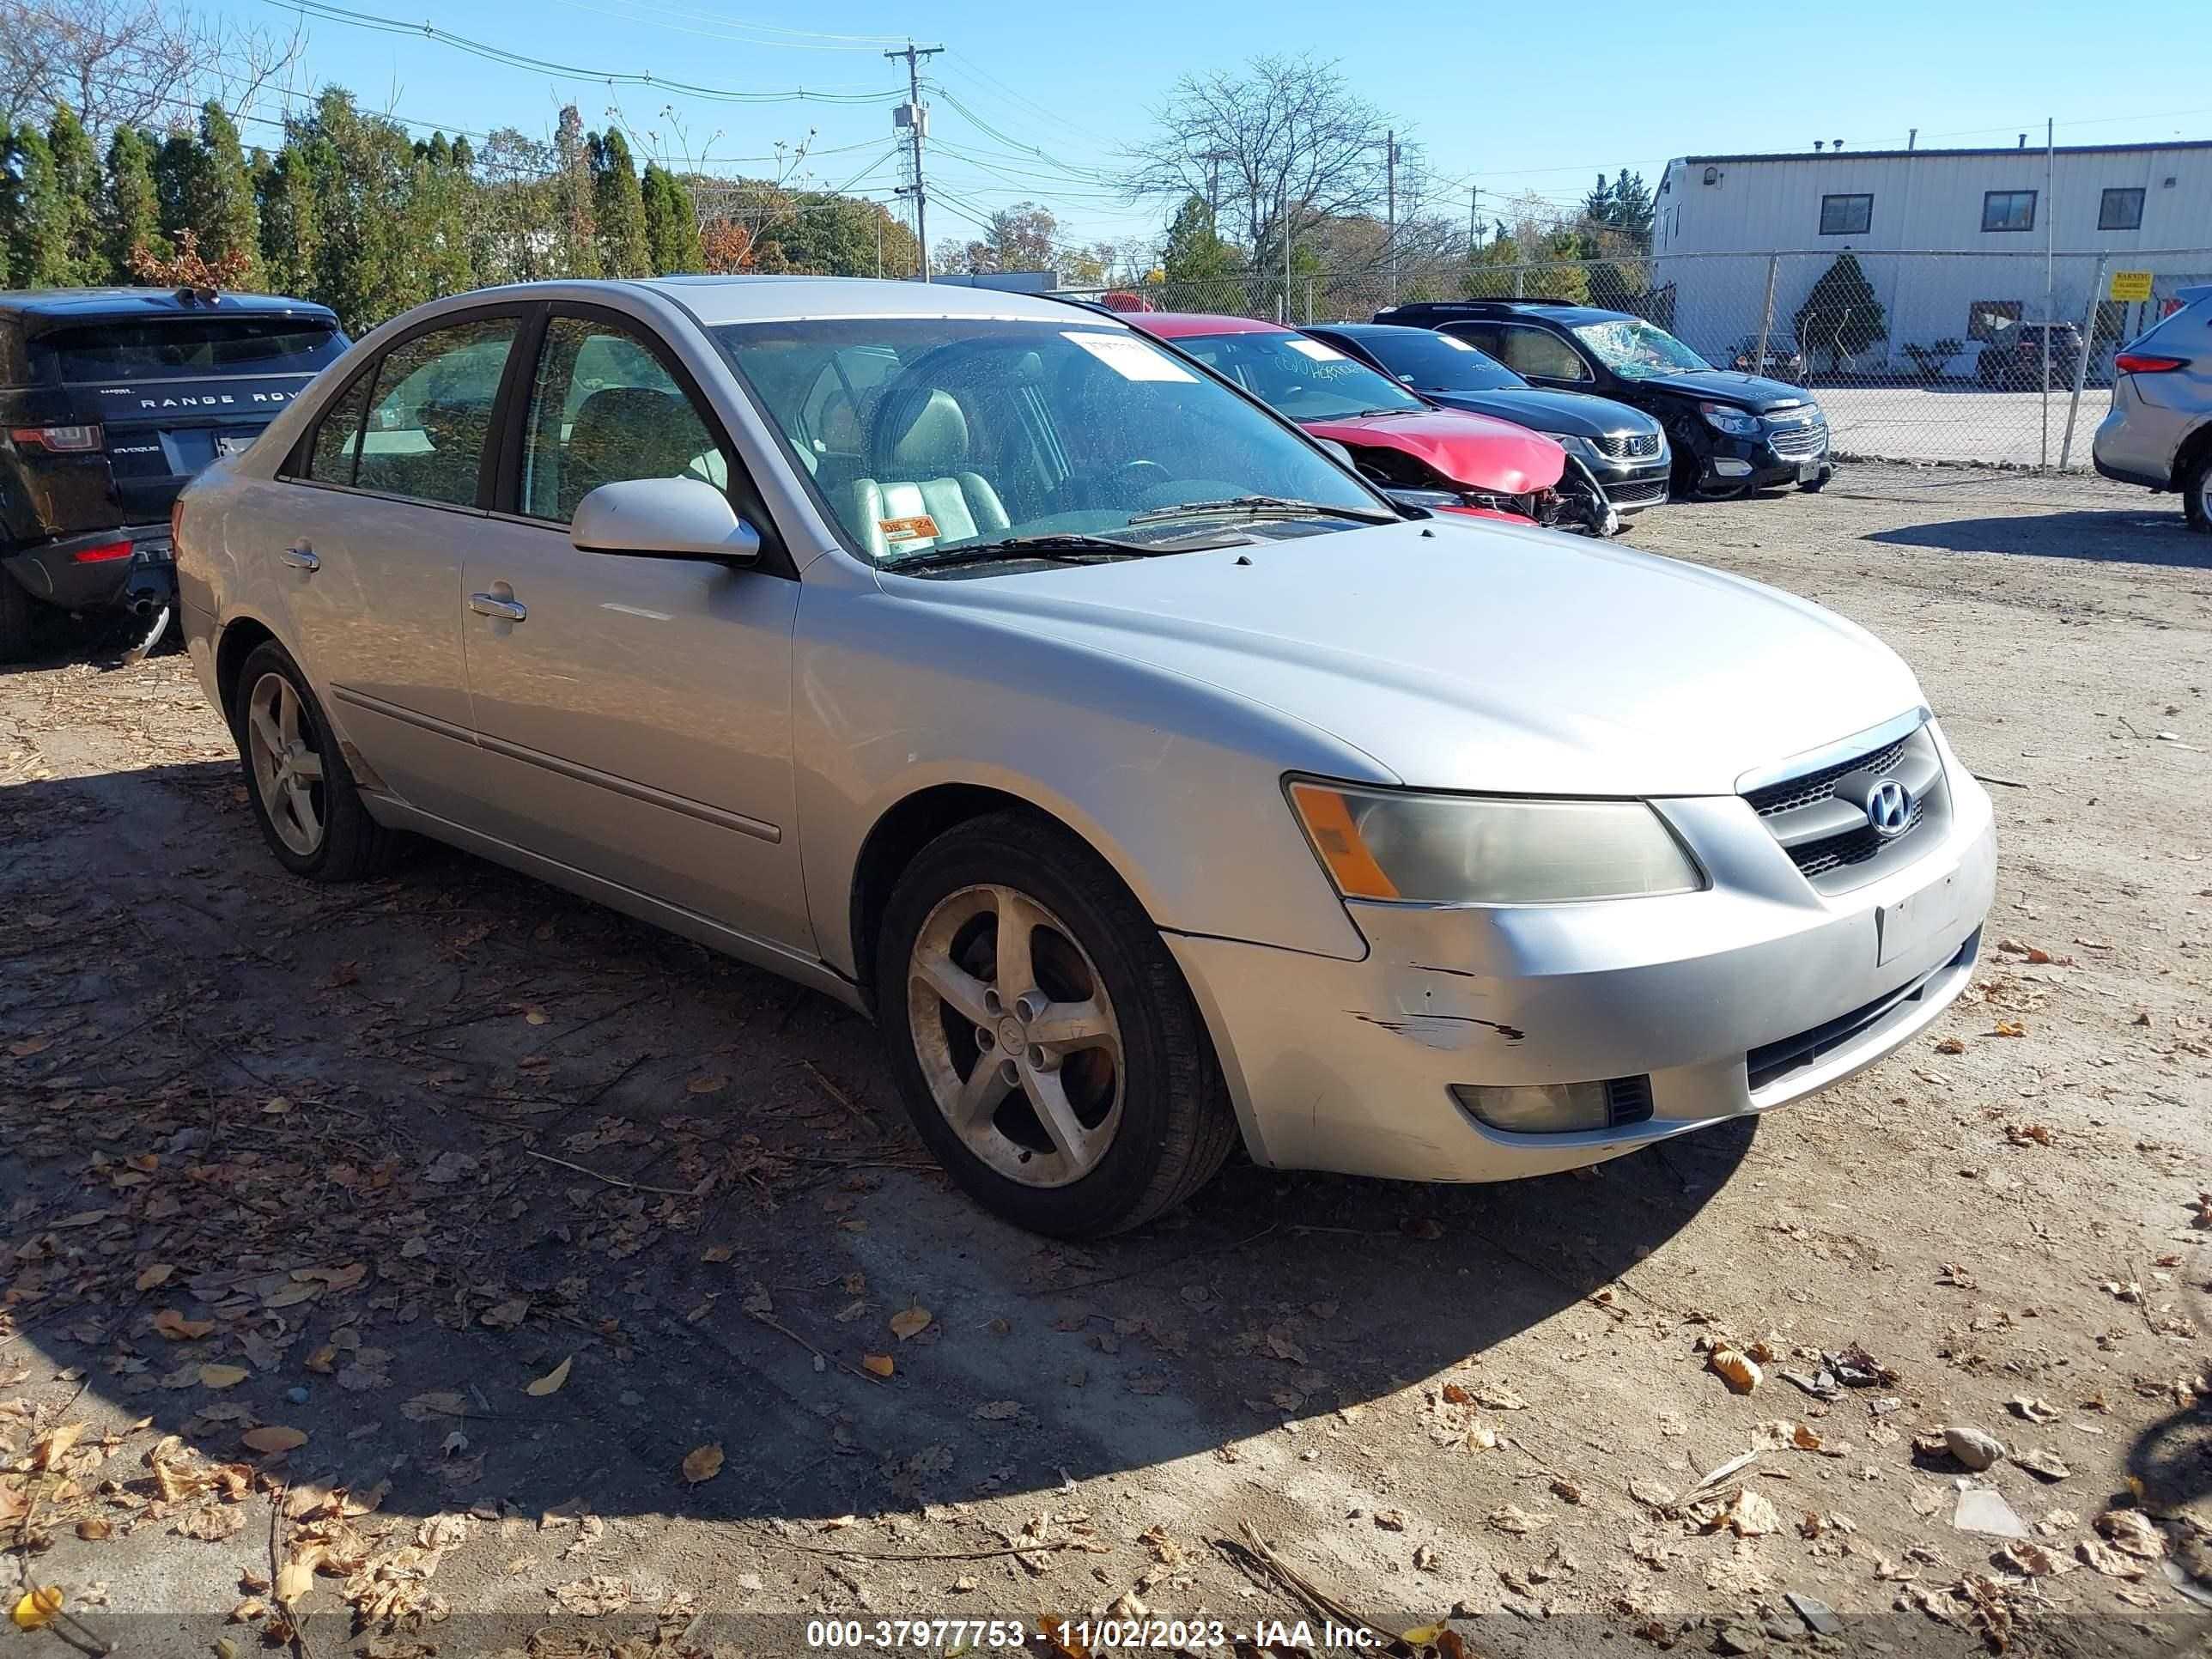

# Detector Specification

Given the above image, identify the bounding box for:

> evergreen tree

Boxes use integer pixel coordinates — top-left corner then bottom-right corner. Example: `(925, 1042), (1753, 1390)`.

(1795, 252), (1888, 371)
(5, 124), (73, 288)
(104, 125), (167, 279)
(641, 162), (702, 273)
(550, 104), (599, 277)
(254, 145), (318, 300)
(589, 127), (651, 277)
(1158, 194), (1241, 308)
(1579, 173), (1614, 226)
(153, 131), (199, 243)
(186, 102), (261, 286)
(1608, 167), (1655, 249)
(46, 106), (105, 284)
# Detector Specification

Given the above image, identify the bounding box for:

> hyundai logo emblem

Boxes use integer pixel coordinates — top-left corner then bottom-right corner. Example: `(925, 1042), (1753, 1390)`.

(1865, 777), (1913, 837)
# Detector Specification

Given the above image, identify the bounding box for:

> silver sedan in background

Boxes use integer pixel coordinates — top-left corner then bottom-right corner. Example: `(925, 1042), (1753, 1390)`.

(175, 277), (1995, 1237)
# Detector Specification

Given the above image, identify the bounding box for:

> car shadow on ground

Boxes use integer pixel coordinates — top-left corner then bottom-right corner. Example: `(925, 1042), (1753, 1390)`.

(2, 754), (1754, 1534)
(1863, 509), (2210, 567)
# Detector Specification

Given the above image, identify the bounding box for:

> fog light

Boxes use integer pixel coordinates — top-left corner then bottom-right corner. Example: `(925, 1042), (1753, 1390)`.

(1452, 1080), (1612, 1133)
(1711, 458), (1753, 477)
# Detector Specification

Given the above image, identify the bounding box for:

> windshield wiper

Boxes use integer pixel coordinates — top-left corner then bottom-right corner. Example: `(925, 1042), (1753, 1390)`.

(1127, 495), (1398, 526)
(884, 532), (1153, 572)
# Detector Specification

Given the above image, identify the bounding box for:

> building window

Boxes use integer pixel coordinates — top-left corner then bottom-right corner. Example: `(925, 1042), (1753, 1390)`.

(1967, 300), (2023, 343)
(1819, 193), (1873, 236)
(2099, 187), (2145, 231)
(1982, 191), (2037, 233)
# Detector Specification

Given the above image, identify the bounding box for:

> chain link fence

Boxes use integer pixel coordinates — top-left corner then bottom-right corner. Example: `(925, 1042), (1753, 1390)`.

(1062, 249), (2212, 471)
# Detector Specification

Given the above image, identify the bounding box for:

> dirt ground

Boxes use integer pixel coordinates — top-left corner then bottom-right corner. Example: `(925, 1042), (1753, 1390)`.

(2, 463), (2209, 1659)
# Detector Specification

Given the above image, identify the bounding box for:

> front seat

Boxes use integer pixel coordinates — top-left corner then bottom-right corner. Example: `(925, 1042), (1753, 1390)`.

(848, 386), (1010, 558)
(556, 386), (720, 521)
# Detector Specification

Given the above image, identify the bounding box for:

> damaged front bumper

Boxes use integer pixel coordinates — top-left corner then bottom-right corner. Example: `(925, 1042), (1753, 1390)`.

(1166, 747), (1996, 1182)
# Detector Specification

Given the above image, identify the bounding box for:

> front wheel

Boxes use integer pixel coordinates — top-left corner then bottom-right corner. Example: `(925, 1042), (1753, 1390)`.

(1797, 469), (1832, 494)
(876, 811), (1237, 1237)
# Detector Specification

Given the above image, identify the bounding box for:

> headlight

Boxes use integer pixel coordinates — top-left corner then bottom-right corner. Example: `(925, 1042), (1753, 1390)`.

(1288, 781), (1702, 905)
(1534, 431), (1593, 459)
(1699, 402), (1760, 436)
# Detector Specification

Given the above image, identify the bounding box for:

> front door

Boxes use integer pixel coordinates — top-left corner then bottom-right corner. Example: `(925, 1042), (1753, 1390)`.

(269, 313), (518, 823)
(457, 309), (811, 953)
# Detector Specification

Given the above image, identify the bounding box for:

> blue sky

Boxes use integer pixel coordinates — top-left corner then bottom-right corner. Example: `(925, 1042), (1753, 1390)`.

(207, 0), (2212, 260)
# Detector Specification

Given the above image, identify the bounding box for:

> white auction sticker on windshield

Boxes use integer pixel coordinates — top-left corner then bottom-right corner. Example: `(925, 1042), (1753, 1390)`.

(1062, 331), (1197, 382)
(1285, 337), (1346, 361)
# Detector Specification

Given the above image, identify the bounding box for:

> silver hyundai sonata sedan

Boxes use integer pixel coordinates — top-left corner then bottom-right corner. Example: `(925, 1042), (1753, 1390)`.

(174, 277), (1996, 1237)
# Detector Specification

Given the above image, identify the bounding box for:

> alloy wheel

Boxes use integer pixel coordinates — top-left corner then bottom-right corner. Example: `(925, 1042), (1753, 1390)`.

(906, 883), (1124, 1188)
(245, 672), (327, 856)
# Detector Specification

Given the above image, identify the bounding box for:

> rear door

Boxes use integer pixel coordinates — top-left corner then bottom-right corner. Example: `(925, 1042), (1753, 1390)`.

(455, 305), (811, 951)
(258, 307), (522, 823)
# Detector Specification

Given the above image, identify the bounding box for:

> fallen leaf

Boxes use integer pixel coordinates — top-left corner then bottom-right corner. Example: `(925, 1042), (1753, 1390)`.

(74, 1518), (112, 1541)
(135, 1264), (174, 1291)
(526, 1357), (573, 1397)
(861, 1353), (895, 1378)
(700, 1245), (733, 1263)
(1372, 1508), (1406, 1530)
(1488, 1504), (1548, 1534)
(153, 1310), (214, 1340)
(1990, 1019), (2027, 1037)
(1717, 1486), (1784, 1538)
(1709, 1346), (1762, 1395)
(275, 1543), (325, 1606)
(11, 1587), (64, 1632)
(1933, 1036), (1966, 1055)
(198, 1364), (249, 1389)
(240, 1426), (309, 1455)
(2097, 1508), (2165, 1559)
(686, 1073), (728, 1095)
(400, 1391), (468, 1421)
(480, 1298), (529, 1330)
(681, 1443), (724, 1485)
(889, 1304), (933, 1341)
(35, 1422), (87, 1469)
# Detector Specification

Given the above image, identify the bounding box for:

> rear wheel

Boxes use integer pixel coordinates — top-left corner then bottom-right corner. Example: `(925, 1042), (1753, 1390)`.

(877, 811), (1237, 1237)
(2185, 449), (2212, 535)
(231, 640), (398, 881)
(0, 568), (37, 665)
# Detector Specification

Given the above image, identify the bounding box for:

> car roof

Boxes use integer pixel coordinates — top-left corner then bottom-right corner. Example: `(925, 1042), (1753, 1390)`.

(1307, 322), (1435, 341)
(619, 275), (1126, 329)
(0, 288), (339, 325)
(1121, 312), (1291, 340)
(1376, 301), (1633, 329)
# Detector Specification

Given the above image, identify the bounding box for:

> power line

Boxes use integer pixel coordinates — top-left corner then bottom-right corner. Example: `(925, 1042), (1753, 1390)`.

(260, 0), (908, 104)
(544, 0), (902, 52)
(884, 41), (941, 280)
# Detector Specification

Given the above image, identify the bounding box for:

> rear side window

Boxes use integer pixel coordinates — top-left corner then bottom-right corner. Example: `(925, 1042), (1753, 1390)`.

(352, 319), (516, 508)
(0, 322), (25, 387)
(307, 373), (375, 483)
(520, 316), (726, 523)
(1491, 325), (1593, 382)
(32, 318), (346, 382)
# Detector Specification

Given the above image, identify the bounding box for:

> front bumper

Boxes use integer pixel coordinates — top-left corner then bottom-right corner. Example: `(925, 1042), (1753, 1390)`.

(1702, 422), (1831, 489)
(2, 525), (175, 614)
(1167, 734), (1996, 1182)
(1585, 447), (1673, 514)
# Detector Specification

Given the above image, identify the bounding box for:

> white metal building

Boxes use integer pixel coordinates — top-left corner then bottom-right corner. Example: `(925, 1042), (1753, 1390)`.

(1652, 141), (2212, 371)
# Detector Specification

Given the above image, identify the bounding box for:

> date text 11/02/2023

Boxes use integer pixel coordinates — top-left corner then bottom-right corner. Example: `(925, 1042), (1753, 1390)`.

(802, 1618), (1396, 1650)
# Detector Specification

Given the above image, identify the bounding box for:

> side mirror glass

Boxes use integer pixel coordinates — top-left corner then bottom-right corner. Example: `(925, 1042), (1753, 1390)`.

(570, 477), (761, 563)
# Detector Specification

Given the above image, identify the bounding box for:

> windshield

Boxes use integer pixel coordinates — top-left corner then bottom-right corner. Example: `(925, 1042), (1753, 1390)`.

(713, 317), (1385, 568)
(1172, 330), (1428, 419)
(1571, 318), (1712, 380)
(33, 318), (346, 382)
(1343, 328), (1528, 392)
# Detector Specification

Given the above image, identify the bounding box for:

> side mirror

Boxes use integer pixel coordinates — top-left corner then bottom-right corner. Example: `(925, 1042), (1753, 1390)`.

(570, 477), (761, 563)
(1313, 437), (1358, 469)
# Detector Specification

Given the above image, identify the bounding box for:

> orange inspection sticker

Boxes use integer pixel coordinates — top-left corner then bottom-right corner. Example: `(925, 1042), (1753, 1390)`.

(878, 514), (939, 544)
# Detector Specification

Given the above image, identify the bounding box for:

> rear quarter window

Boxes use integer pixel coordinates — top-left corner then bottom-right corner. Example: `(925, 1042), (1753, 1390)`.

(0, 321), (26, 387)
(32, 318), (348, 382)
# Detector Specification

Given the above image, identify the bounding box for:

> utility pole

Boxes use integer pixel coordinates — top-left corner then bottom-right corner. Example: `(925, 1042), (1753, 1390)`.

(885, 40), (942, 282)
(1384, 130), (1401, 305)
(1468, 185), (1480, 252)
(1280, 114), (1294, 323)
(2041, 114), (2055, 465)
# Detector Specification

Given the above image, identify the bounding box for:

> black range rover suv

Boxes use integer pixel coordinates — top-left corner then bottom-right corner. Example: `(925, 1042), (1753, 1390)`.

(1, 288), (347, 661)
(1373, 300), (1834, 501)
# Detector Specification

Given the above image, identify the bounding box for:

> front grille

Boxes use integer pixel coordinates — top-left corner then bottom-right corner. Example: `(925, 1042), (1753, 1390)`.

(1607, 477), (1669, 510)
(1768, 422), (1829, 459)
(1593, 431), (1662, 460)
(1744, 737), (1909, 817)
(1742, 720), (1947, 893)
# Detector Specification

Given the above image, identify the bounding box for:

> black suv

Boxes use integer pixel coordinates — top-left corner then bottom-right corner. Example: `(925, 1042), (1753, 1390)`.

(1975, 321), (2086, 389)
(1, 288), (348, 661)
(1373, 300), (1835, 501)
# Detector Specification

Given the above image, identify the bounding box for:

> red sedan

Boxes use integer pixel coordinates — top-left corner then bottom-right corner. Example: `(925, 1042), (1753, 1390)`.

(1126, 313), (1609, 533)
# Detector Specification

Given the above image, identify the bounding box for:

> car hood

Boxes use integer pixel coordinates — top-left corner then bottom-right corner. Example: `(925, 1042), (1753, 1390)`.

(920, 518), (1924, 797)
(1634, 368), (1814, 412)
(1299, 409), (1566, 495)
(1422, 387), (1662, 441)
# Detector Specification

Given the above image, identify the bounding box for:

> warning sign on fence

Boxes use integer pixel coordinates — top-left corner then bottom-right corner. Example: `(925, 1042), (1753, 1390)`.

(2109, 270), (2155, 302)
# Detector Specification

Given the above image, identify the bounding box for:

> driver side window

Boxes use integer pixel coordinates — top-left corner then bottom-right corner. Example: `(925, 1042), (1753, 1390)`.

(1493, 326), (1592, 382)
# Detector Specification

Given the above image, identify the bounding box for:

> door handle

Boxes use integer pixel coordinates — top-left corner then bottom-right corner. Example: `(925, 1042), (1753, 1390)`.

(281, 543), (319, 572)
(469, 592), (527, 623)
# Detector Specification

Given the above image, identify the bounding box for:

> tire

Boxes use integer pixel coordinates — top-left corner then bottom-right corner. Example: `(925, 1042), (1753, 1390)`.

(2184, 448), (2211, 536)
(0, 567), (37, 665)
(1797, 470), (1831, 494)
(876, 810), (1237, 1237)
(229, 640), (399, 881)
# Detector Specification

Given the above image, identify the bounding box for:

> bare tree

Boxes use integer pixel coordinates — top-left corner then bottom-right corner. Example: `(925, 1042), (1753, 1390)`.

(1121, 55), (1392, 266)
(0, 0), (307, 137)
